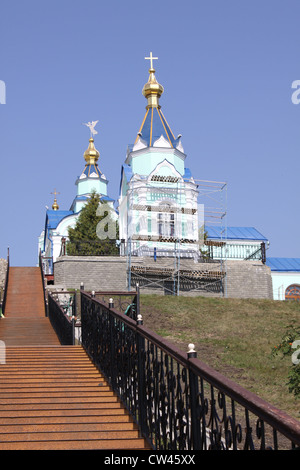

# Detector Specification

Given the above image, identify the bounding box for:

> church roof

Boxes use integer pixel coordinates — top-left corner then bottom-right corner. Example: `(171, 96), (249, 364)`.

(78, 137), (104, 179)
(135, 107), (178, 148)
(45, 210), (74, 230)
(81, 163), (102, 178)
(133, 53), (181, 150)
(266, 258), (300, 272)
(206, 226), (268, 241)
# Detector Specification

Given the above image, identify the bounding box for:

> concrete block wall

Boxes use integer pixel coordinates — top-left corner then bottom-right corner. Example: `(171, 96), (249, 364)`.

(54, 256), (273, 299)
(225, 260), (273, 299)
(54, 256), (128, 291)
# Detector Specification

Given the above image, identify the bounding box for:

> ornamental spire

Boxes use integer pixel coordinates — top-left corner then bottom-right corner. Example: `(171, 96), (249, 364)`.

(82, 121), (100, 165)
(51, 189), (60, 210)
(142, 51), (164, 109)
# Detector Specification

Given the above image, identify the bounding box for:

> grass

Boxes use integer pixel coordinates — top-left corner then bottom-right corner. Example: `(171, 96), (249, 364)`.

(139, 294), (300, 420)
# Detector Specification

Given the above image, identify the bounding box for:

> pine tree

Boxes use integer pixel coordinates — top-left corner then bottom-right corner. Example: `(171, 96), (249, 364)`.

(67, 191), (119, 256)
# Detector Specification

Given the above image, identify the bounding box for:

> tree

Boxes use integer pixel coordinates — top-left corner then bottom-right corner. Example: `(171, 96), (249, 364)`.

(67, 191), (119, 256)
(271, 321), (300, 398)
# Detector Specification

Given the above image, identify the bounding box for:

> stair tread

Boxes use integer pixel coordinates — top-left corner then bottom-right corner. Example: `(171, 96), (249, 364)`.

(0, 267), (150, 450)
(0, 438), (150, 450)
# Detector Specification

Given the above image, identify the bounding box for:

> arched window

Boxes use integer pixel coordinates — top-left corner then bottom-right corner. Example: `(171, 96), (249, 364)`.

(157, 203), (175, 237)
(285, 284), (300, 301)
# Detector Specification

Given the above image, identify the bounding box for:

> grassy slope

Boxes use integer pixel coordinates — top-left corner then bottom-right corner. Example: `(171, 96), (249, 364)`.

(140, 294), (300, 420)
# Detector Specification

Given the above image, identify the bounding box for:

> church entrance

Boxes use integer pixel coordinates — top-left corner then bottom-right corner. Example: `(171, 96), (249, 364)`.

(285, 284), (300, 301)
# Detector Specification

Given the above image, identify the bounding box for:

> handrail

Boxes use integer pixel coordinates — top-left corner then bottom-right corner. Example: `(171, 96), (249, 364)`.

(92, 288), (139, 320)
(38, 249), (48, 317)
(244, 242), (266, 264)
(80, 291), (300, 450)
(2, 247), (10, 316)
(47, 292), (76, 345)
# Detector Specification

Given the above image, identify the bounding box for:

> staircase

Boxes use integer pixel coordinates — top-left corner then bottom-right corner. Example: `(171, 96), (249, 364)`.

(0, 267), (150, 450)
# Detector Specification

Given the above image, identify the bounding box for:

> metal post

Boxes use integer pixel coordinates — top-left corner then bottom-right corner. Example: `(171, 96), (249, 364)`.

(136, 284), (140, 321)
(128, 238), (132, 291)
(72, 315), (75, 345)
(187, 344), (201, 450)
(137, 314), (147, 436)
(109, 299), (116, 389)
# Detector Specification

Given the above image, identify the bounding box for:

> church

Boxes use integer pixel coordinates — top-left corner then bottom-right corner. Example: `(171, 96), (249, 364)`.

(38, 131), (115, 275)
(39, 53), (298, 301)
(118, 52), (199, 258)
(39, 53), (201, 273)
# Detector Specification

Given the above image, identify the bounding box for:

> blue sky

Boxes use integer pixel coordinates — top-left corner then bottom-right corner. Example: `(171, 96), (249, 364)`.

(0, 0), (300, 266)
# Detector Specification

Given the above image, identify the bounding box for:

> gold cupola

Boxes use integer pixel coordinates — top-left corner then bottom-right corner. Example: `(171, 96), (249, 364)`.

(52, 198), (59, 210)
(84, 137), (100, 165)
(142, 52), (164, 109)
(51, 189), (60, 210)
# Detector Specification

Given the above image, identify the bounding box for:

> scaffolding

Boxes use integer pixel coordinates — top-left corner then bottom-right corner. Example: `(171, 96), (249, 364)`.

(121, 175), (227, 296)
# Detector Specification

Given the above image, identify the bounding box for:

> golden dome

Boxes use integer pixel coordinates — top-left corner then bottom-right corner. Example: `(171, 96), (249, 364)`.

(52, 198), (59, 210)
(51, 189), (60, 210)
(142, 54), (164, 108)
(84, 137), (100, 164)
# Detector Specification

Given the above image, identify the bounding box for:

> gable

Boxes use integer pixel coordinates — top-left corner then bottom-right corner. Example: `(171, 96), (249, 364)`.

(148, 159), (183, 182)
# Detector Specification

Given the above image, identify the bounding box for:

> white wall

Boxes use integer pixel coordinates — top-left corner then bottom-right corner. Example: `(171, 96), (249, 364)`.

(271, 271), (300, 300)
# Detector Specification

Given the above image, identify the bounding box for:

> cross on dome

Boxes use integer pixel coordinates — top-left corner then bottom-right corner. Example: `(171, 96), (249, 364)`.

(51, 189), (60, 198)
(145, 52), (158, 71)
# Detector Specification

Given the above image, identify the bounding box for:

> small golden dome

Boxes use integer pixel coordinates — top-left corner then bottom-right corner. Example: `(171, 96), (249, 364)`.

(84, 137), (100, 164)
(51, 189), (60, 210)
(142, 67), (164, 109)
(52, 198), (59, 210)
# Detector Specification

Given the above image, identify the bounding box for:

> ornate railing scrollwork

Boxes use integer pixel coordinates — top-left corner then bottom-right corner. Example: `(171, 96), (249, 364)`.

(80, 292), (300, 451)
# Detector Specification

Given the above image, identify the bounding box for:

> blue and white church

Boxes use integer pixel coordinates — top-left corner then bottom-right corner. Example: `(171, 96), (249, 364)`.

(118, 53), (200, 257)
(39, 134), (115, 274)
(38, 52), (300, 302)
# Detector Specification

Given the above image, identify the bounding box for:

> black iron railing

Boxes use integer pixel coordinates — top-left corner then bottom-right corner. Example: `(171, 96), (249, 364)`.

(39, 250), (47, 316)
(48, 292), (77, 345)
(80, 291), (300, 450)
(244, 242), (266, 264)
(93, 289), (139, 320)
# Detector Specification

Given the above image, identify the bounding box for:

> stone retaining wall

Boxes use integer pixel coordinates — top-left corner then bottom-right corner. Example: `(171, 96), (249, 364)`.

(54, 256), (127, 291)
(54, 256), (273, 299)
(225, 260), (273, 299)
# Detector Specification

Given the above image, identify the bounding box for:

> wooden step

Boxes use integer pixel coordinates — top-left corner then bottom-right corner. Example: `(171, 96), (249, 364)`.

(0, 346), (151, 450)
(0, 268), (151, 450)
(0, 318), (60, 346)
(0, 438), (150, 451)
(4, 267), (46, 317)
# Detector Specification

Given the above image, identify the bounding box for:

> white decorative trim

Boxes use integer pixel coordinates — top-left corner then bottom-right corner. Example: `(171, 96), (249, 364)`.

(176, 140), (184, 153)
(153, 135), (171, 148)
(133, 137), (147, 151)
(148, 159), (183, 182)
